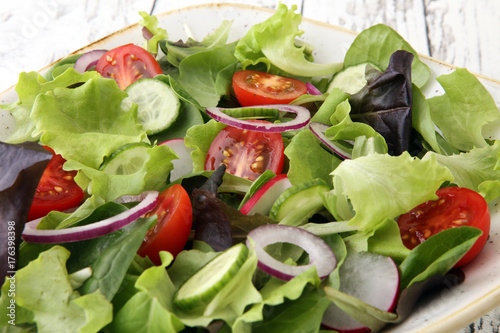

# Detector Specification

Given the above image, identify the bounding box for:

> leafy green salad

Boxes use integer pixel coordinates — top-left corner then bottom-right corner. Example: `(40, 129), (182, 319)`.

(1, 3), (500, 333)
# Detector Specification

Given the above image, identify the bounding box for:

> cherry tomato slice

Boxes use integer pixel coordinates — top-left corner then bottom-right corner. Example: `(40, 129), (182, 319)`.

(205, 120), (285, 181)
(137, 184), (193, 265)
(232, 70), (307, 106)
(27, 147), (84, 221)
(95, 43), (163, 90)
(397, 187), (490, 267)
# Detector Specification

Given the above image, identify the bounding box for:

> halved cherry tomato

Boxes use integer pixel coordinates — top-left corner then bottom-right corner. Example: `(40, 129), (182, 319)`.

(137, 184), (193, 265)
(95, 43), (163, 90)
(27, 147), (84, 221)
(397, 187), (490, 267)
(232, 70), (307, 106)
(205, 120), (285, 181)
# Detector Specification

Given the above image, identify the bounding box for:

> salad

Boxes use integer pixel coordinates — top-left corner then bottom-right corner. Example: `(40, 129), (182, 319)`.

(1, 3), (500, 332)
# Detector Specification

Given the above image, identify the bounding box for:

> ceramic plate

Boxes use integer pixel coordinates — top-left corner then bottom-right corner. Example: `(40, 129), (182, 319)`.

(1, 3), (499, 332)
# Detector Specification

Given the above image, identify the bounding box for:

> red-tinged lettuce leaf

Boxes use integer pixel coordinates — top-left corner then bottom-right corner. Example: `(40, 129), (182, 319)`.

(349, 50), (414, 156)
(0, 142), (52, 284)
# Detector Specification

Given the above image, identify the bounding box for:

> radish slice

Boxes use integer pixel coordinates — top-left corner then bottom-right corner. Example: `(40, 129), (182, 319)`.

(321, 251), (399, 332)
(74, 49), (107, 73)
(22, 190), (159, 243)
(247, 224), (337, 281)
(160, 139), (194, 181)
(309, 122), (352, 159)
(241, 174), (292, 216)
(306, 82), (322, 95)
(205, 104), (310, 133)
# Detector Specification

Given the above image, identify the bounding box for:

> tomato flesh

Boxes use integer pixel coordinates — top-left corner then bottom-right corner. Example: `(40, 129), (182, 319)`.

(232, 70), (307, 106)
(137, 184), (193, 265)
(205, 120), (285, 181)
(397, 187), (490, 267)
(27, 147), (84, 221)
(95, 43), (163, 90)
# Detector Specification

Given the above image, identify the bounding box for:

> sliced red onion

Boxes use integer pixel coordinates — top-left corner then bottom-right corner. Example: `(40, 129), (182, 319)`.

(142, 26), (154, 41)
(74, 49), (107, 73)
(309, 122), (352, 159)
(22, 190), (159, 243)
(205, 105), (310, 133)
(247, 224), (337, 281)
(306, 82), (322, 95)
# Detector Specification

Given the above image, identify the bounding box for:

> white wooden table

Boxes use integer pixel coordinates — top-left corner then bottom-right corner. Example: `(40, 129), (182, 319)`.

(1, 0), (499, 332)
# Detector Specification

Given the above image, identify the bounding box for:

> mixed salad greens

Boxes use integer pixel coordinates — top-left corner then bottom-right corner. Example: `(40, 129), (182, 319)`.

(1, 3), (500, 332)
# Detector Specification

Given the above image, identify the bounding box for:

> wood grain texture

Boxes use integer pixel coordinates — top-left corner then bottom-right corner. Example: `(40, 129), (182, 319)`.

(0, 1), (499, 331)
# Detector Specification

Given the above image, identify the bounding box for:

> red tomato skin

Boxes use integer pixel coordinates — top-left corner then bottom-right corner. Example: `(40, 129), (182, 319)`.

(27, 147), (84, 221)
(204, 121), (285, 181)
(397, 187), (490, 267)
(232, 70), (307, 106)
(95, 44), (163, 90)
(137, 184), (192, 265)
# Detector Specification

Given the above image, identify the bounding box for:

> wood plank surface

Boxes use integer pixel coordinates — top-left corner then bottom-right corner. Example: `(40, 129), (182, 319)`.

(0, 1), (499, 332)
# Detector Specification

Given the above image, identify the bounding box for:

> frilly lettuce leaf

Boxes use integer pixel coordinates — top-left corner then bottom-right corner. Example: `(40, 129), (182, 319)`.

(184, 119), (227, 171)
(111, 252), (184, 333)
(428, 68), (500, 151)
(235, 3), (342, 77)
(64, 143), (176, 202)
(425, 141), (500, 202)
(3, 69), (100, 144)
(138, 11), (168, 55)
(30, 77), (148, 169)
(326, 152), (453, 236)
(0, 246), (112, 333)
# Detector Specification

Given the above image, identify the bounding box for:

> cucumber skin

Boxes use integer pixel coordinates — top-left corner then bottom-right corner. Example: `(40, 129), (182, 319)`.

(269, 179), (330, 225)
(173, 243), (249, 311)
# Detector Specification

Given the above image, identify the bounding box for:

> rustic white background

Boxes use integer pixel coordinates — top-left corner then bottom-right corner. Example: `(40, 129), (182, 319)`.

(1, 0), (499, 332)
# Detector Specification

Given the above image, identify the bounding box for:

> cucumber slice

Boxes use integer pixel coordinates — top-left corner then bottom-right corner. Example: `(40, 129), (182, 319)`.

(100, 142), (151, 175)
(173, 243), (249, 311)
(122, 78), (180, 134)
(270, 179), (330, 226)
(326, 62), (381, 95)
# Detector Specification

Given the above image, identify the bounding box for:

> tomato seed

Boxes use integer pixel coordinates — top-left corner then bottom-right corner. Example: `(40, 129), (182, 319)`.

(63, 175), (73, 181)
(106, 55), (113, 62)
(251, 161), (264, 173)
(54, 186), (63, 193)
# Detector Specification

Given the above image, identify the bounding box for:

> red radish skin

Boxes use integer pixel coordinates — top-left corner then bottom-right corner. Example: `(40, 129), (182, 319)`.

(321, 251), (399, 333)
(241, 174), (292, 216)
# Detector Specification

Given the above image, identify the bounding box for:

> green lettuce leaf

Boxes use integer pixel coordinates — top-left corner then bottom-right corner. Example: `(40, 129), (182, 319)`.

(138, 11), (168, 55)
(184, 119), (227, 171)
(235, 3), (342, 77)
(30, 77), (147, 169)
(111, 252), (184, 333)
(178, 47), (238, 107)
(1, 246), (112, 333)
(65, 144), (176, 201)
(3, 69), (100, 144)
(425, 141), (500, 202)
(343, 24), (430, 88)
(284, 129), (341, 186)
(428, 68), (500, 151)
(326, 152), (454, 240)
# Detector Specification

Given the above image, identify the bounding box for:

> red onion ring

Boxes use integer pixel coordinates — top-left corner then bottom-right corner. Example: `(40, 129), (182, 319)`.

(247, 224), (337, 281)
(306, 82), (322, 95)
(142, 26), (154, 41)
(205, 104), (310, 133)
(22, 190), (159, 243)
(74, 49), (107, 73)
(309, 122), (352, 159)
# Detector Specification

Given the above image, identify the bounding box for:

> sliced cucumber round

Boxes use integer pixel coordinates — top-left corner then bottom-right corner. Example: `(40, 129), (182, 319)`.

(122, 78), (180, 134)
(100, 142), (151, 175)
(326, 62), (382, 95)
(173, 243), (249, 311)
(270, 178), (330, 226)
